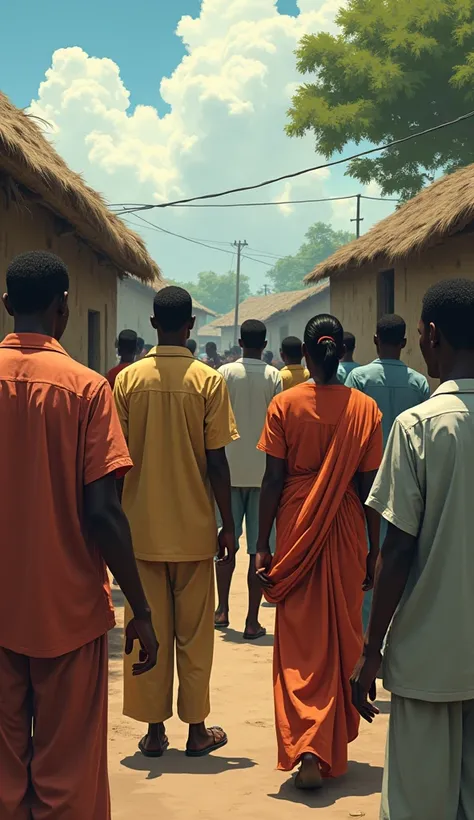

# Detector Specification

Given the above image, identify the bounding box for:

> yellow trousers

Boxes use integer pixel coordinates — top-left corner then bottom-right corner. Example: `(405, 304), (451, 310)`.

(123, 559), (215, 725)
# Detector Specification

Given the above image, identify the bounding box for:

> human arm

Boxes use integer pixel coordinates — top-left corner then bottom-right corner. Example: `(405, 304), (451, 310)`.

(206, 447), (236, 563)
(350, 524), (417, 721)
(255, 455), (286, 584)
(351, 418), (423, 721)
(358, 470), (380, 591)
(84, 475), (158, 675)
(84, 381), (157, 675)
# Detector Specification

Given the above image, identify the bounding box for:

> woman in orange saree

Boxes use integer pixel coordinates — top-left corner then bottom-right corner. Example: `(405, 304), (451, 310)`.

(256, 315), (382, 789)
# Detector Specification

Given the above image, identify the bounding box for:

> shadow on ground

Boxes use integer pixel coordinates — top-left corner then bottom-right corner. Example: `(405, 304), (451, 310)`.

(121, 748), (256, 780)
(215, 627), (274, 647)
(268, 760), (383, 808)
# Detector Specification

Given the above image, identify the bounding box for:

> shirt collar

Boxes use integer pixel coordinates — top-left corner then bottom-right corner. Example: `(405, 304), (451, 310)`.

(146, 345), (193, 359)
(285, 364), (304, 371)
(372, 358), (405, 366)
(432, 379), (474, 397)
(0, 333), (69, 356)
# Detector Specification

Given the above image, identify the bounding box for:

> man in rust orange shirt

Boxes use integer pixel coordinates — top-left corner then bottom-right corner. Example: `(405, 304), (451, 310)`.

(107, 328), (138, 389)
(0, 251), (158, 820)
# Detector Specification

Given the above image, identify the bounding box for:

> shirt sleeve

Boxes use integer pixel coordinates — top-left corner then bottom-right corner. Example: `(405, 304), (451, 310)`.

(84, 381), (133, 486)
(366, 419), (424, 537)
(345, 370), (358, 390)
(358, 420), (383, 473)
(273, 373), (283, 396)
(204, 376), (239, 451)
(257, 397), (287, 460)
(421, 377), (431, 401)
(113, 371), (129, 440)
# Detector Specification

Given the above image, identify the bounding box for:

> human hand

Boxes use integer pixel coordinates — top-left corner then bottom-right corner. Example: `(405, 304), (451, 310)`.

(256, 546), (273, 588)
(217, 528), (236, 564)
(125, 615), (159, 676)
(363, 550), (379, 591)
(350, 647), (382, 723)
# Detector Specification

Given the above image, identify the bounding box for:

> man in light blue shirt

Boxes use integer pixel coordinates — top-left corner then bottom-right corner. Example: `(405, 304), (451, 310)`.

(338, 331), (360, 383)
(346, 315), (430, 444)
(346, 314), (430, 629)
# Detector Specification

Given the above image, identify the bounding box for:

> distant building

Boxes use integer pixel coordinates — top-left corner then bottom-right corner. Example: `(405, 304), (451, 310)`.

(117, 277), (217, 347)
(0, 92), (159, 372)
(206, 284), (330, 352)
(306, 162), (474, 378)
(197, 321), (222, 350)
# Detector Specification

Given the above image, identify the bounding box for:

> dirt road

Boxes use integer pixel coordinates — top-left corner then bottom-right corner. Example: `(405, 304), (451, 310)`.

(108, 559), (389, 819)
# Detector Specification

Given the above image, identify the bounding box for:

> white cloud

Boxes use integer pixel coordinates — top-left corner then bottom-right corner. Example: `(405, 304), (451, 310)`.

(28, 0), (390, 287)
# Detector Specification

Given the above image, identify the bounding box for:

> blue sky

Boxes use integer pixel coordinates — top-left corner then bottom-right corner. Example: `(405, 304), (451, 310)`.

(2, 0), (395, 290)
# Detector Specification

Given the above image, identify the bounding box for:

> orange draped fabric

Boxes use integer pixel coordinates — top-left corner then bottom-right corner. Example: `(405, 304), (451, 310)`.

(258, 383), (382, 776)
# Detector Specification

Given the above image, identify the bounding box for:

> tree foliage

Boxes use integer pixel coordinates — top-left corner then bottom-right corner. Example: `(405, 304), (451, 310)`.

(167, 270), (251, 315)
(286, 0), (474, 199)
(267, 222), (354, 292)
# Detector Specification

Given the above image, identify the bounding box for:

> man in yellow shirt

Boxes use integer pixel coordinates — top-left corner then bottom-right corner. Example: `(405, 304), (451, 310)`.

(114, 286), (238, 759)
(279, 336), (310, 390)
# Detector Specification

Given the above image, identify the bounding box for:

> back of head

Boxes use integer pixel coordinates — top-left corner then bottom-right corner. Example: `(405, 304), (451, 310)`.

(304, 314), (344, 383)
(153, 286), (192, 332)
(422, 279), (474, 349)
(241, 319), (267, 351)
(281, 336), (303, 363)
(186, 338), (197, 355)
(136, 336), (145, 355)
(376, 314), (406, 346)
(6, 251), (69, 314)
(343, 331), (356, 353)
(117, 329), (138, 356)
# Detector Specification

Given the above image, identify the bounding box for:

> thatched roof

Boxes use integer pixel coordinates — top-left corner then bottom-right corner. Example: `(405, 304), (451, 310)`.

(209, 283), (328, 328)
(307, 162), (474, 282)
(0, 91), (159, 282)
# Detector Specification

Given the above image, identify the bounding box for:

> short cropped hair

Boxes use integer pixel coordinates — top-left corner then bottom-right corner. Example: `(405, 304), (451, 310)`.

(117, 329), (138, 355)
(153, 286), (192, 332)
(281, 336), (303, 361)
(343, 331), (356, 352)
(186, 338), (197, 354)
(422, 279), (474, 349)
(241, 319), (266, 349)
(136, 336), (145, 354)
(376, 314), (406, 345)
(6, 251), (69, 314)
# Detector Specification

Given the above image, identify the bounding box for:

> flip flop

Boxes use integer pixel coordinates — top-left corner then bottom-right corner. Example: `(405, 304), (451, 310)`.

(185, 727), (228, 758)
(243, 627), (267, 641)
(138, 735), (169, 758)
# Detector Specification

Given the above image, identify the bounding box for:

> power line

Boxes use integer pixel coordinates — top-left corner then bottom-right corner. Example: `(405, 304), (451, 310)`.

(242, 254), (274, 267)
(110, 194), (399, 211)
(110, 110), (474, 213)
(125, 214), (236, 257)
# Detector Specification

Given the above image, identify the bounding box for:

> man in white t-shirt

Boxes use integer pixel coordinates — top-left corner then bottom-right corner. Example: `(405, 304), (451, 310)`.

(215, 319), (282, 639)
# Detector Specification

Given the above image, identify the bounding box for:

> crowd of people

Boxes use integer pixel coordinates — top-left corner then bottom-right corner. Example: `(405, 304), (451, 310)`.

(1, 249), (473, 820)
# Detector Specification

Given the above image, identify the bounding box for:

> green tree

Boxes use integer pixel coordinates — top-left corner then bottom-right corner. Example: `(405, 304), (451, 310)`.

(267, 222), (354, 292)
(286, 0), (474, 199)
(167, 270), (251, 315)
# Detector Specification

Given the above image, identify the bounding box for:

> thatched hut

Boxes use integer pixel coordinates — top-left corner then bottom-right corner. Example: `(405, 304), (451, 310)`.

(207, 283), (329, 352)
(0, 91), (160, 371)
(306, 163), (474, 375)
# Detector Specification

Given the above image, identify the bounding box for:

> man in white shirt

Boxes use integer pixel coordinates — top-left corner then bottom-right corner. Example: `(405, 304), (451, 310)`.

(215, 319), (282, 639)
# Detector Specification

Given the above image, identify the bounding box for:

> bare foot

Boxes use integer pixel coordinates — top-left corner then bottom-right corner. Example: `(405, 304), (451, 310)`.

(138, 722), (169, 758)
(295, 753), (323, 790)
(186, 723), (228, 756)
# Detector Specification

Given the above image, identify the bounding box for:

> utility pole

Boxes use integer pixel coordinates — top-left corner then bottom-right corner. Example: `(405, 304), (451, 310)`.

(350, 193), (364, 238)
(233, 239), (248, 344)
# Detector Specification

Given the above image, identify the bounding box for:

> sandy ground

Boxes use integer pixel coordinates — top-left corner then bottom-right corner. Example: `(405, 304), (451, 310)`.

(108, 558), (389, 819)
